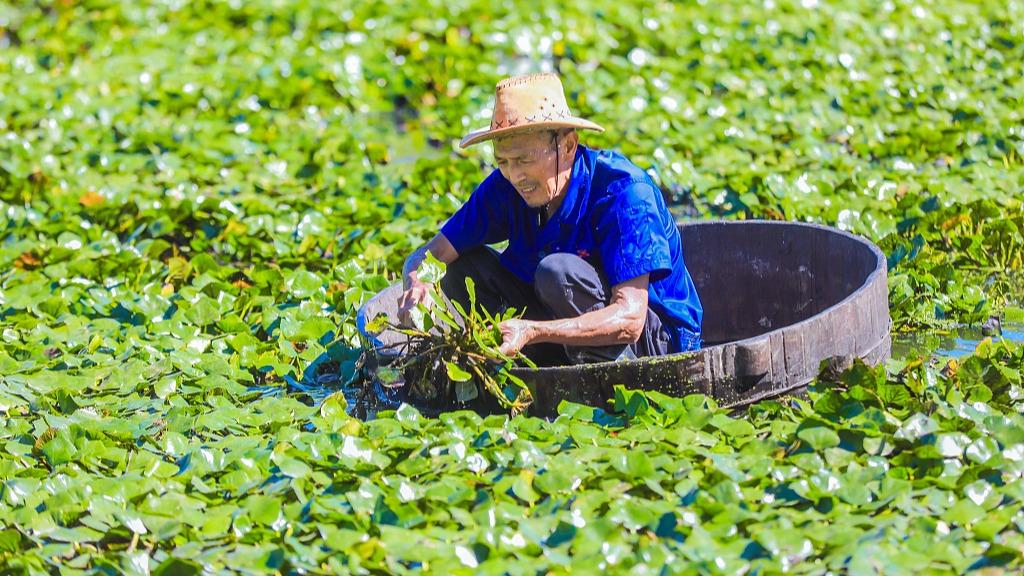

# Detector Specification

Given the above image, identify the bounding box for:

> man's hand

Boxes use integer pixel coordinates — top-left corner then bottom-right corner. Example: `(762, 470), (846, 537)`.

(398, 233), (459, 327)
(498, 319), (535, 357)
(397, 280), (431, 327)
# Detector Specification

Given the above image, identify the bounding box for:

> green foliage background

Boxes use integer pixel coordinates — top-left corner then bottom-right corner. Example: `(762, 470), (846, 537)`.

(1, 0), (1023, 573)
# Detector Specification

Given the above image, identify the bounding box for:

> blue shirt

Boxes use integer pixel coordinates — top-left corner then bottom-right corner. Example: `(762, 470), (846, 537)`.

(441, 144), (703, 352)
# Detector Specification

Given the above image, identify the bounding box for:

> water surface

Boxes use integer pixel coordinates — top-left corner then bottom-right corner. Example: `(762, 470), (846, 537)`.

(892, 322), (1024, 360)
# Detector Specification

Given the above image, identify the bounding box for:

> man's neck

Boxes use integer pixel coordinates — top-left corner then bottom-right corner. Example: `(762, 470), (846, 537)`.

(537, 141), (577, 226)
(536, 184), (564, 227)
(541, 165), (574, 223)
(542, 190), (566, 222)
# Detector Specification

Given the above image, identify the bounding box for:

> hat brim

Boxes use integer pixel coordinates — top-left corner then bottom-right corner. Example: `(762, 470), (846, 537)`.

(459, 117), (605, 148)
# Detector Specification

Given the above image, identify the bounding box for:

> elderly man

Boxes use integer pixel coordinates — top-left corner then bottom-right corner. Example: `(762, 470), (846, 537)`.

(399, 73), (702, 365)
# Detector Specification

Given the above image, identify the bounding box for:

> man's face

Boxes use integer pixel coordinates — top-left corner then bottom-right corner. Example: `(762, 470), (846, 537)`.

(493, 130), (574, 209)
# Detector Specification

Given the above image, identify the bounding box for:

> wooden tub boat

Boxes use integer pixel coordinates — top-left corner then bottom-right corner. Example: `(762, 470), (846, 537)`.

(357, 220), (891, 417)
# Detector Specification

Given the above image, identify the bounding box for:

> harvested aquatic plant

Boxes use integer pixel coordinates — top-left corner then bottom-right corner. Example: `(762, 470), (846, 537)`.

(366, 255), (535, 414)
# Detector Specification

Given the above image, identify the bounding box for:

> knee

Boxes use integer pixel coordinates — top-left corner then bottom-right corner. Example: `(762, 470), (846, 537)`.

(534, 252), (585, 303)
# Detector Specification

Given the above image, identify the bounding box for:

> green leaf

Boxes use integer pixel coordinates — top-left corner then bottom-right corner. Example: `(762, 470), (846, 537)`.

(625, 450), (656, 477)
(512, 470), (541, 504)
(38, 428), (77, 467)
(184, 295), (221, 326)
(417, 253), (446, 284)
(320, 391), (349, 420)
(710, 413), (755, 438)
(797, 426), (841, 450)
(287, 269), (324, 298)
(1003, 306), (1024, 323)
(154, 376), (178, 399)
(246, 495), (282, 526)
(943, 500), (986, 526)
(272, 452), (312, 479)
(365, 313), (390, 334)
(153, 557), (202, 576)
(0, 529), (22, 554)
(409, 304), (428, 332)
(445, 362), (472, 382)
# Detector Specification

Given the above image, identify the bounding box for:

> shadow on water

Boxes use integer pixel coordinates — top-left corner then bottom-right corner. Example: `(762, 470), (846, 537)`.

(247, 343), (379, 415)
(249, 341), (439, 421)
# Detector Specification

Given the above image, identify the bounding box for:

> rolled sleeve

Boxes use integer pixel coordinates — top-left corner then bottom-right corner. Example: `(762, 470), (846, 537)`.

(596, 178), (672, 286)
(440, 170), (512, 253)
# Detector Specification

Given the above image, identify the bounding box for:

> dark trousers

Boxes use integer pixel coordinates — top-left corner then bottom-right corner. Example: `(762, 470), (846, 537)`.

(440, 247), (671, 366)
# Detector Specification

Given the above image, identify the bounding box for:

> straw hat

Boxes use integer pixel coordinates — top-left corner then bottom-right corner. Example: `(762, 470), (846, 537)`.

(459, 73), (605, 148)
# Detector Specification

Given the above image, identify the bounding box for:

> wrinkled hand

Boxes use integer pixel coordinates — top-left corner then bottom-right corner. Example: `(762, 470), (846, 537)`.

(498, 319), (534, 357)
(397, 282), (431, 327)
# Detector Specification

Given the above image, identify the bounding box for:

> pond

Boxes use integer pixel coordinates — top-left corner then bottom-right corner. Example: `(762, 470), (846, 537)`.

(5, 0), (1023, 571)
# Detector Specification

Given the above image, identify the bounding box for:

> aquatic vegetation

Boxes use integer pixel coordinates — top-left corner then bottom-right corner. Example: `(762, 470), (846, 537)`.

(1, 0), (1023, 571)
(2, 339), (1023, 573)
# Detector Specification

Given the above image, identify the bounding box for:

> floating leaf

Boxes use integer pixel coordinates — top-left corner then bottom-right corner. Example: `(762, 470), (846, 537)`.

(797, 426), (841, 451)
(153, 557), (202, 576)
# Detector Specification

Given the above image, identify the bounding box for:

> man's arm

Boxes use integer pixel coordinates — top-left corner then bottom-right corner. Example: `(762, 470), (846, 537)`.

(498, 274), (649, 356)
(398, 233), (458, 325)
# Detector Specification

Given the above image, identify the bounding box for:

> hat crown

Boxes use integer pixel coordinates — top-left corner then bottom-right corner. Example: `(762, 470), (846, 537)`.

(490, 73), (572, 131)
(459, 72), (602, 148)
